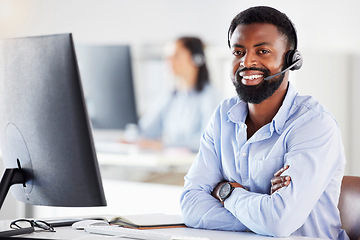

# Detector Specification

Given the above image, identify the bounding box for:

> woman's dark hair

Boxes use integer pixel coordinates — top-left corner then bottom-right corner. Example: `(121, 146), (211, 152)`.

(177, 36), (209, 92)
(228, 6), (297, 50)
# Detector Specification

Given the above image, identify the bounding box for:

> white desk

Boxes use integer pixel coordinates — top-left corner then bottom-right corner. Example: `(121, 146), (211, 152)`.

(93, 130), (196, 167)
(93, 129), (196, 185)
(31, 180), (184, 219)
(97, 149), (195, 171)
(0, 216), (321, 240)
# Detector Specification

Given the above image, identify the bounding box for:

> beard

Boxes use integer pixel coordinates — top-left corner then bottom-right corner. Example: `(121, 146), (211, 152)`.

(232, 66), (285, 104)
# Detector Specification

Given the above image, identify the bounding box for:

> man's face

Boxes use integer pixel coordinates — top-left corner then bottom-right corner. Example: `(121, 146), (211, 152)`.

(229, 23), (289, 104)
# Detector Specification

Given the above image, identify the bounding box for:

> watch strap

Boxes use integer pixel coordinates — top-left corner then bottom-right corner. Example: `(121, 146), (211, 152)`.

(229, 182), (242, 188)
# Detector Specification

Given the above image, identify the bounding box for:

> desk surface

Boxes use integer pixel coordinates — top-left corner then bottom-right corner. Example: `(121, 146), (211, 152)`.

(0, 216), (321, 240)
(93, 129), (196, 170)
(93, 130), (197, 185)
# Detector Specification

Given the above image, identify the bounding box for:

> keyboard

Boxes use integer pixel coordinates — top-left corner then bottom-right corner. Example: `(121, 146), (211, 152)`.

(84, 225), (209, 240)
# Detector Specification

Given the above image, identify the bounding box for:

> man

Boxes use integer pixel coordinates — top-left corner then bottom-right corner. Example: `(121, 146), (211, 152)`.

(180, 6), (348, 240)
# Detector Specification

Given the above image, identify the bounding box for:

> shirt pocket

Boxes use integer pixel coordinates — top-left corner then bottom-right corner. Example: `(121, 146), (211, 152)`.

(250, 156), (285, 192)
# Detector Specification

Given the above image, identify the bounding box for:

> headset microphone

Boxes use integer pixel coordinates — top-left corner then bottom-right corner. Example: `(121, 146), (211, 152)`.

(263, 59), (301, 81)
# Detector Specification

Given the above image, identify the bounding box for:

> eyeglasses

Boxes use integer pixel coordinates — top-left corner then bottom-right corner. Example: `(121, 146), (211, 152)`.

(0, 219), (56, 238)
(10, 219), (55, 232)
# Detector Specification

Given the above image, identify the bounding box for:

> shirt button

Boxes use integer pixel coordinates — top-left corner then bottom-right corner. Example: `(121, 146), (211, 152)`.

(242, 152), (247, 157)
(241, 124), (245, 128)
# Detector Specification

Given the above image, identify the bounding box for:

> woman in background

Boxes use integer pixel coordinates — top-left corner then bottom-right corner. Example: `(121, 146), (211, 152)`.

(138, 36), (219, 152)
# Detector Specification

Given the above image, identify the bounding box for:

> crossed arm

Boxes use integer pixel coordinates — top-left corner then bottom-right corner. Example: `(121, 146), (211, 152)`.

(181, 109), (344, 237)
(212, 165), (292, 202)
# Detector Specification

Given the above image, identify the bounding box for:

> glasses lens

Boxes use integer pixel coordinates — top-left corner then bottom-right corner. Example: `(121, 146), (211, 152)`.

(33, 221), (55, 232)
(10, 219), (32, 229)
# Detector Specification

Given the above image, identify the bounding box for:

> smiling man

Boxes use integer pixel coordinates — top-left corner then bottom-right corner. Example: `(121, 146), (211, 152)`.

(180, 6), (348, 240)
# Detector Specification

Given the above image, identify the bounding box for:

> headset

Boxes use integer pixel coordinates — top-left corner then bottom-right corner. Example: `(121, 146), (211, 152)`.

(192, 53), (205, 67)
(228, 17), (303, 81)
(264, 48), (302, 81)
(264, 21), (303, 81)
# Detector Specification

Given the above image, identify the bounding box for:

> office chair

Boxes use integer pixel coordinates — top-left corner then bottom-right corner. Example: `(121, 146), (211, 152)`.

(338, 176), (360, 240)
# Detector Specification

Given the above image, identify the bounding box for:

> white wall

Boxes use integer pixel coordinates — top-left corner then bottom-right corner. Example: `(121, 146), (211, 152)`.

(0, 0), (360, 218)
(1, 0), (360, 50)
(350, 56), (360, 177)
(1, 0), (359, 114)
(291, 50), (353, 174)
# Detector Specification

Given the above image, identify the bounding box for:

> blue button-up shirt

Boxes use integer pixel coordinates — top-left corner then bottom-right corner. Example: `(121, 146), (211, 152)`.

(180, 83), (348, 239)
(139, 84), (219, 152)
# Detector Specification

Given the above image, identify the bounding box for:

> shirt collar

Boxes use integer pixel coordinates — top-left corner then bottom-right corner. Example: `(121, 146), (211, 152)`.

(227, 82), (298, 134)
(227, 98), (247, 124)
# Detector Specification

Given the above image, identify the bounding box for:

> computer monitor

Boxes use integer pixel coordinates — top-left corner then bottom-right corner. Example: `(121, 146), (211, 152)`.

(0, 33), (107, 209)
(75, 44), (137, 130)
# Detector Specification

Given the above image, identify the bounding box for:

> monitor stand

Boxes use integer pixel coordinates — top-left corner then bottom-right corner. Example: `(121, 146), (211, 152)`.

(0, 159), (25, 209)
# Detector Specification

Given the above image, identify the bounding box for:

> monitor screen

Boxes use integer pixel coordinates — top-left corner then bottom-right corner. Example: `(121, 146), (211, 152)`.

(0, 33), (107, 208)
(75, 44), (138, 130)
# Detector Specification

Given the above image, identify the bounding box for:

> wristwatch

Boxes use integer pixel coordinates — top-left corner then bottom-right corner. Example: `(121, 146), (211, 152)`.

(218, 182), (242, 202)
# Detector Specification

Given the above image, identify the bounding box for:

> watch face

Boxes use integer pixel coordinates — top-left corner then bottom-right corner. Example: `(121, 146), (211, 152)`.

(219, 183), (231, 199)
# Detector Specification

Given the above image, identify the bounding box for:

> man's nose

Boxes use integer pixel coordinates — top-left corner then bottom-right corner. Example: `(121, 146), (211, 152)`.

(241, 52), (258, 68)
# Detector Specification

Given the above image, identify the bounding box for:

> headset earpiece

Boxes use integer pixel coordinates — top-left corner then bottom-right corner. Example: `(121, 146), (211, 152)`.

(285, 49), (303, 71)
(192, 54), (205, 67)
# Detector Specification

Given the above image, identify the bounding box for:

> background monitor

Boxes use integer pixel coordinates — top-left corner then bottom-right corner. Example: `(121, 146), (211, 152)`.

(75, 44), (138, 130)
(0, 33), (107, 208)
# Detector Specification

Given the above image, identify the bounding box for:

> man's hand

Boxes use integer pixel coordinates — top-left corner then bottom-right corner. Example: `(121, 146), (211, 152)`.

(270, 165), (291, 194)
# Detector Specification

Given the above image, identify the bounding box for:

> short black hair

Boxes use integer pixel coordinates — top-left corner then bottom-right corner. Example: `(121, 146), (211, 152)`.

(228, 6), (297, 50)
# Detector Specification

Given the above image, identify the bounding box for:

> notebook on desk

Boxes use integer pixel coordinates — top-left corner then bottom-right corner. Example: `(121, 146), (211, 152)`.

(109, 214), (186, 229)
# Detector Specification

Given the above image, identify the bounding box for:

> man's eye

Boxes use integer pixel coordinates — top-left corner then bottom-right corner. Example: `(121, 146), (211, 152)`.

(232, 51), (242, 56)
(259, 49), (270, 54)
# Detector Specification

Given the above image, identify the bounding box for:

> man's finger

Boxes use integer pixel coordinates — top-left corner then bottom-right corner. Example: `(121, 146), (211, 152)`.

(273, 165), (290, 177)
(271, 184), (283, 194)
(271, 177), (283, 184)
(271, 179), (291, 194)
